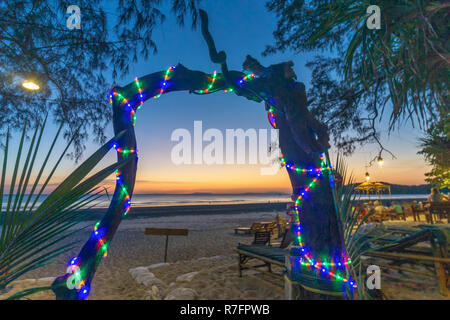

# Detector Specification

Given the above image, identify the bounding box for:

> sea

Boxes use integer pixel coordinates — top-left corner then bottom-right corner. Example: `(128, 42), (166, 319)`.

(1, 193), (429, 210)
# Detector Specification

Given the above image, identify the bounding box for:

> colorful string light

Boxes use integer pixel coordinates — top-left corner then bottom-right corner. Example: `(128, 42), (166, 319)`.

(154, 66), (175, 99)
(238, 73), (255, 85)
(112, 143), (136, 156)
(110, 65), (176, 126)
(268, 111), (277, 129)
(134, 77), (145, 110)
(285, 166), (355, 288)
(63, 140), (135, 299)
(66, 66), (352, 299)
(111, 91), (137, 126)
(280, 154), (331, 174)
(115, 169), (132, 216)
(194, 71), (217, 94)
(267, 108), (355, 289)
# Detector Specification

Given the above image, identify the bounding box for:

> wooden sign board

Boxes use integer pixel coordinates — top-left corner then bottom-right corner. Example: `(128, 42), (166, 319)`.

(144, 227), (189, 262)
(145, 228), (189, 236)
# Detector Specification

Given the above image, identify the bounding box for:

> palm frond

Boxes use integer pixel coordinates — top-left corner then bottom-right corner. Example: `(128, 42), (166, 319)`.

(0, 121), (129, 299)
(333, 153), (383, 299)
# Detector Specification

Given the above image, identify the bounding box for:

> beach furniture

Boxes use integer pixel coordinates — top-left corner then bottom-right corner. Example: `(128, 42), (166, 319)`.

(429, 202), (450, 223)
(234, 222), (265, 235)
(145, 228), (189, 262)
(234, 221), (278, 235)
(253, 231), (272, 245)
(402, 202), (414, 220)
(235, 230), (292, 279)
(265, 221), (278, 237)
(362, 225), (450, 296)
(276, 213), (289, 238)
(411, 204), (429, 223)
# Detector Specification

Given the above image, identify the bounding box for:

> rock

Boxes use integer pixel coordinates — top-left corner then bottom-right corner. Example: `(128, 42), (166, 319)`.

(147, 262), (170, 269)
(135, 272), (165, 288)
(151, 285), (160, 299)
(144, 286), (161, 300)
(129, 267), (150, 279)
(135, 272), (154, 284)
(167, 282), (177, 291)
(164, 287), (198, 300)
(198, 256), (222, 261)
(145, 277), (165, 288)
(176, 271), (199, 283)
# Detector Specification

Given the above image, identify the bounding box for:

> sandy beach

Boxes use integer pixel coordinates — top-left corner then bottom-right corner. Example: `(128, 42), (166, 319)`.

(3, 205), (448, 300)
(6, 209), (284, 300)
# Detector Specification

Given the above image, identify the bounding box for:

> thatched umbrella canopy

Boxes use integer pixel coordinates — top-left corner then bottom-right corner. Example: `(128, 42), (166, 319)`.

(355, 181), (391, 197)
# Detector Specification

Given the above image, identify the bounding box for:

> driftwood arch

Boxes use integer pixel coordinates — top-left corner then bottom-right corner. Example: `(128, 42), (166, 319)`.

(51, 10), (353, 300)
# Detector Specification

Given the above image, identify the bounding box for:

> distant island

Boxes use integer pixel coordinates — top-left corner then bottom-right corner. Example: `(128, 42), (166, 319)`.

(132, 184), (448, 196)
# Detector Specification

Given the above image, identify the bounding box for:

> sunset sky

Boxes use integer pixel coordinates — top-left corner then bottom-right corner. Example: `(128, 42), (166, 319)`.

(7, 1), (430, 194)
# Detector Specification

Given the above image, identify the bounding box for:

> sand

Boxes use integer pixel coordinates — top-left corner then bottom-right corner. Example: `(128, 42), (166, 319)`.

(2, 209), (448, 300)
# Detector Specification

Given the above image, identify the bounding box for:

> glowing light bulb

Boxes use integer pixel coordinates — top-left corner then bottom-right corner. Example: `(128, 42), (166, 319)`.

(377, 156), (384, 167)
(22, 81), (40, 90)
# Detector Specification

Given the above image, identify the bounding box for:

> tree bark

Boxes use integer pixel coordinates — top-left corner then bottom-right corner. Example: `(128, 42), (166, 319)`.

(52, 10), (348, 300)
(52, 89), (138, 299)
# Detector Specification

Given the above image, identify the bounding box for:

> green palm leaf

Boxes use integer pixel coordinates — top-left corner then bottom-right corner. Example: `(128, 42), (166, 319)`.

(0, 121), (131, 299)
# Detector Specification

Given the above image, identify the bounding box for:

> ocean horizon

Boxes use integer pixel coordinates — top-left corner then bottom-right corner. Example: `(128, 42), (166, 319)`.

(1, 192), (430, 210)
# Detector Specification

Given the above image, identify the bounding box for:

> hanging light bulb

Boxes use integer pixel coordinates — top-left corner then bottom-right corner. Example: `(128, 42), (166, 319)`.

(365, 172), (370, 181)
(22, 80), (40, 90)
(377, 156), (384, 167)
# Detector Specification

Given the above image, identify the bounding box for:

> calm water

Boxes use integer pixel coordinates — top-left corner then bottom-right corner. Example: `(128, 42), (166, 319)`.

(354, 194), (428, 201)
(115, 193), (292, 207)
(1, 193), (292, 209)
(1, 193), (429, 210)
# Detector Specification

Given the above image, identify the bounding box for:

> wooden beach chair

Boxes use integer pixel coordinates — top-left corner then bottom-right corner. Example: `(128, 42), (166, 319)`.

(266, 221), (278, 237)
(234, 222), (265, 235)
(275, 213), (289, 238)
(362, 225), (450, 296)
(235, 230), (292, 280)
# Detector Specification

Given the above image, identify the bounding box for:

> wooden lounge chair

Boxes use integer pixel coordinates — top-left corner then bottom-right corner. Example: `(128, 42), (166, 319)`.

(275, 213), (289, 237)
(234, 220), (278, 235)
(253, 231), (272, 245)
(234, 230), (292, 280)
(362, 225), (450, 296)
(266, 221), (278, 237)
(234, 222), (265, 235)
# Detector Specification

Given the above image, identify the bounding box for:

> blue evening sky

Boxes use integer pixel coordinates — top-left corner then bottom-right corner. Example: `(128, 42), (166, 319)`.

(7, 1), (429, 193)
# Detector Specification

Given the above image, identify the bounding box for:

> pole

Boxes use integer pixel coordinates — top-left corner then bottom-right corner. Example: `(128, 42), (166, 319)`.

(164, 235), (169, 263)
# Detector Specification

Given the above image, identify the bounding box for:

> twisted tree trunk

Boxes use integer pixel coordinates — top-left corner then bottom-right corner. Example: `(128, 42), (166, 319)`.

(51, 10), (350, 300)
